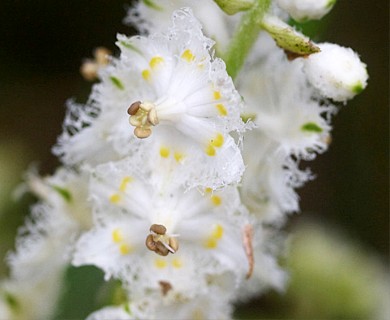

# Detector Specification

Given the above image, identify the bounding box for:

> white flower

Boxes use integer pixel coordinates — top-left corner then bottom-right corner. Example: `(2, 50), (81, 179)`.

(119, 9), (244, 148)
(303, 42), (368, 102)
(2, 167), (93, 319)
(86, 304), (140, 320)
(136, 280), (236, 320)
(6, 204), (73, 282)
(54, 8), (245, 188)
(239, 50), (334, 159)
(276, 0), (336, 21)
(0, 272), (64, 320)
(73, 157), (249, 298)
(87, 279), (236, 320)
(240, 133), (311, 224)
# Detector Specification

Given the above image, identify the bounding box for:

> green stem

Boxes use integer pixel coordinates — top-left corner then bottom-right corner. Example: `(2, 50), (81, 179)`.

(223, 0), (271, 79)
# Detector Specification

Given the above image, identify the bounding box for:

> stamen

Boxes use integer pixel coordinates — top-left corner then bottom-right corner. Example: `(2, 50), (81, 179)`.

(150, 224), (167, 235)
(155, 241), (169, 256)
(145, 234), (157, 251)
(80, 47), (111, 81)
(127, 101), (141, 115)
(128, 101), (159, 139)
(242, 224), (254, 279)
(324, 134), (332, 145)
(159, 281), (173, 296)
(147, 108), (159, 125)
(134, 127), (152, 139)
(168, 237), (179, 253)
(145, 224), (179, 256)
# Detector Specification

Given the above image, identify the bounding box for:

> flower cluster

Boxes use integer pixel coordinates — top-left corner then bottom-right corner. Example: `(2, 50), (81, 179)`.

(1, 1), (367, 319)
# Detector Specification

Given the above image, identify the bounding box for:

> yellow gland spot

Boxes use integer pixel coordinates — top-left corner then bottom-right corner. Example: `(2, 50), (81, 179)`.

(204, 237), (218, 249)
(213, 91), (222, 100)
(159, 146), (170, 158)
(109, 193), (121, 204)
(142, 69), (151, 81)
(211, 195), (222, 206)
(172, 258), (183, 269)
(204, 224), (224, 249)
(205, 187), (212, 194)
(112, 228), (123, 243)
(210, 133), (224, 148)
(181, 49), (195, 62)
(119, 176), (133, 192)
(119, 243), (132, 255)
(154, 258), (168, 269)
(212, 224), (224, 239)
(149, 56), (164, 69)
(205, 144), (216, 157)
(174, 151), (185, 162)
(216, 103), (228, 116)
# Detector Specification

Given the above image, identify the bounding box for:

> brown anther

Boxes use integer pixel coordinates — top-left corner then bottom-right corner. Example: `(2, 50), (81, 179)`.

(145, 234), (157, 251)
(134, 127), (152, 139)
(94, 47), (111, 66)
(127, 101), (141, 115)
(158, 281), (173, 296)
(80, 47), (112, 82)
(80, 61), (99, 81)
(155, 241), (169, 256)
(242, 224), (254, 279)
(168, 237), (179, 253)
(324, 134), (332, 145)
(150, 224), (167, 235)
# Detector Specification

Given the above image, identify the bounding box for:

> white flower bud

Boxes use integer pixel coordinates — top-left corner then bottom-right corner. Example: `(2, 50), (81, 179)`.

(303, 43), (368, 102)
(276, 0), (336, 21)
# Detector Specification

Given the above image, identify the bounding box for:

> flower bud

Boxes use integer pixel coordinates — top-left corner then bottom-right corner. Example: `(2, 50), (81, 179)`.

(276, 0), (336, 22)
(303, 43), (368, 102)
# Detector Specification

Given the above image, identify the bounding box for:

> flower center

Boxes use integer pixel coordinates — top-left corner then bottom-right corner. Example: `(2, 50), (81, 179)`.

(145, 224), (179, 256)
(127, 101), (159, 139)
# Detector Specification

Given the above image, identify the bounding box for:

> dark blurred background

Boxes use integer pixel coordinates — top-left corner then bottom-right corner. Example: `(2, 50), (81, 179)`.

(0, 0), (388, 318)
